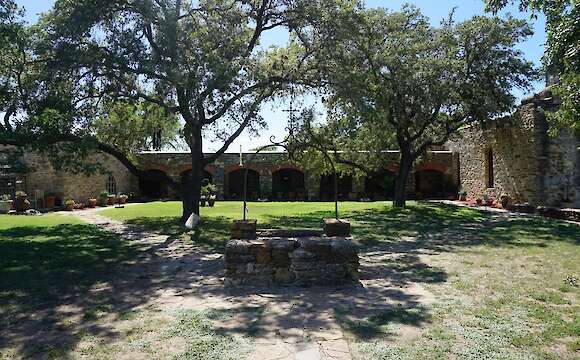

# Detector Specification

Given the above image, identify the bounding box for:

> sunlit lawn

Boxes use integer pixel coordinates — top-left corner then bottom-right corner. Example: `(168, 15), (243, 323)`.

(99, 200), (390, 223)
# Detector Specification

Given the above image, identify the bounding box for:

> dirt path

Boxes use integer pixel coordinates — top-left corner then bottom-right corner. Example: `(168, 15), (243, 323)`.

(67, 209), (435, 360)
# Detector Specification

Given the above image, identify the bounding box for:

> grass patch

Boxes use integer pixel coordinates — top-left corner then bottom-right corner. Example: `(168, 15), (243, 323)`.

(168, 309), (253, 360)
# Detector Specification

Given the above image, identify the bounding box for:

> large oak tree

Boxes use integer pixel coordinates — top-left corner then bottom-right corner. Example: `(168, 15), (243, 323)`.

(1, 0), (328, 222)
(308, 6), (538, 207)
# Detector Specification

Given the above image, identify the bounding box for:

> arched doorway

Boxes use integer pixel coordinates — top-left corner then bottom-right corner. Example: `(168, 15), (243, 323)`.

(140, 170), (170, 199)
(272, 168), (305, 200)
(415, 170), (445, 199)
(365, 170), (396, 200)
(319, 174), (352, 201)
(228, 168), (260, 200)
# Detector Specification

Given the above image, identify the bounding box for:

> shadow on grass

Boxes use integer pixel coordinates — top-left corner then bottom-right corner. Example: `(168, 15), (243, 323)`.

(3, 202), (579, 357)
(0, 220), (226, 358)
(334, 305), (430, 339)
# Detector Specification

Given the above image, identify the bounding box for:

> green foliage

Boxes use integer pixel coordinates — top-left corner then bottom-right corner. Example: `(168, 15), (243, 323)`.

(201, 183), (218, 196)
(92, 100), (180, 157)
(485, 0), (579, 132)
(99, 190), (109, 199)
(300, 5), (537, 205)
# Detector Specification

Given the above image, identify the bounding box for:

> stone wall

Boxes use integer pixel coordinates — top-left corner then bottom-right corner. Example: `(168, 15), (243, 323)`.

(449, 96), (580, 208)
(0, 146), (138, 205)
(60, 153), (139, 203)
(139, 150), (457, 201)
(225, 235), (359, 287)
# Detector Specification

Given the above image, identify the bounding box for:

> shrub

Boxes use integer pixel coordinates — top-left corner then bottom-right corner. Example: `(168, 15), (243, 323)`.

(99, 190), (109, 199)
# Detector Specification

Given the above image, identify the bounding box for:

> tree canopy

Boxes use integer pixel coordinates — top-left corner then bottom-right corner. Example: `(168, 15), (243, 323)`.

(486, 0), (579, 133)
(297, 6), (537, 207)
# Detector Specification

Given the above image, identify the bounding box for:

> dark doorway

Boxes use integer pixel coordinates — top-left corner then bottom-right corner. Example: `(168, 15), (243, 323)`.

(319, 174), (352, 201)
(140, 170), (170, 199)
(365, 170), (396, 200)
(415, 170), (445, 199)
(272, 169), (305, 200)
(228, 168), (260, 200)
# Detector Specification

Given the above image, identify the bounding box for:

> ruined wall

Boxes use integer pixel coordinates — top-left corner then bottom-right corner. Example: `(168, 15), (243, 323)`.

(543, 128), (580, 207)
(450, 100), (580, 208)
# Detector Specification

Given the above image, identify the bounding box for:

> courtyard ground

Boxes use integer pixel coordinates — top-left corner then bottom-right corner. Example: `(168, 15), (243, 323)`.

(0, 201), (578, 359)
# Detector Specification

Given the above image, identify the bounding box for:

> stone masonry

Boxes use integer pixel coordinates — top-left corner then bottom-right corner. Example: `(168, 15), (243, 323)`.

(449, 90), (580, 208)
(225, 231), (359, 287)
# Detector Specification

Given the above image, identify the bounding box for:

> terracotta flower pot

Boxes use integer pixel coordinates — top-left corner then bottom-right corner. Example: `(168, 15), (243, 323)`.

(107, 196), (116, 205)
(44, 196), (56, 208)
(89, 199), (97, 208)
(476, 199), (483, 206)
(65, 203), (75, 211)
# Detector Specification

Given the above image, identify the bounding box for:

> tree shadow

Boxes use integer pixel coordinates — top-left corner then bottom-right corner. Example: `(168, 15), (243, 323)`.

(2, 202), (579, 357)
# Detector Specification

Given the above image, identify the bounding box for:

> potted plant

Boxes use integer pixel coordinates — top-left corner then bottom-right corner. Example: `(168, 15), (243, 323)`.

(476, 197), (483, 206)
(0, 194), (12, 213)
(208, 194), (217, 207)
(202, 184), (218, 207)
(98, 190), (109, 206)
(458, 190), (467, 201)
(500, 193), (512, 209)
(88, 197), (97, 208)
(64, 199), (75, 211)
(107, 194), (116, 205)
(118, 194), (128, 204)
(14, 191), (31, 212)
(483, 194), (493, 206)
(200, 195), (207, 207)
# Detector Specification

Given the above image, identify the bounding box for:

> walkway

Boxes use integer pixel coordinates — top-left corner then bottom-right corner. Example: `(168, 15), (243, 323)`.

(70, 209), (435, 360)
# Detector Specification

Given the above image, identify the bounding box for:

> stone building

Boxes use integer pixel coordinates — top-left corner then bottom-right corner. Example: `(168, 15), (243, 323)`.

(449, 89), (580, 208)
(2, 88), (576, 209)
(0, 144), (458, 207)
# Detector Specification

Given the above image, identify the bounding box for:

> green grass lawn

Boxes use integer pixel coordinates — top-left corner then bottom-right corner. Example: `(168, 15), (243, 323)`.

(0, 213), (141, 327)
(99, 200), (389, 223)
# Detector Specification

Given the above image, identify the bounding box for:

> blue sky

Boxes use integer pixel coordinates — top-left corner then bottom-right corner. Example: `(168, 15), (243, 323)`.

(17, 0), (547, 152)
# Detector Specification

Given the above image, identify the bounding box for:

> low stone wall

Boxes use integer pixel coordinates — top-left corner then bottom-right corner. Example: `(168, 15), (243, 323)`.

(225, 234), (359, 287)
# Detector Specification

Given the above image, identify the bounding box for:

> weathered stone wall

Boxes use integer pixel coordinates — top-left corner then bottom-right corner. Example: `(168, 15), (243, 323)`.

(139, 150), (457, 200)
(543, 128), (580, 207)
(0, 146), (138, 205)
(449, 98), (580, 208)
(225, 236), (359, 287)
(60, 153), (139, 203)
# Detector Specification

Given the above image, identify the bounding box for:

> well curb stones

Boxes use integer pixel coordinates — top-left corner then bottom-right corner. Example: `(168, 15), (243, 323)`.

(225, 235), (359, 287)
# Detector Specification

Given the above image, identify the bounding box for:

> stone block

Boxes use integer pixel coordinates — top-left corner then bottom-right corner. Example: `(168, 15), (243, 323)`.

(274, 268), (295, 284)
(230, 219), (257, 239)
(266, 238), (297, 251)
(323, 218), (351, 237)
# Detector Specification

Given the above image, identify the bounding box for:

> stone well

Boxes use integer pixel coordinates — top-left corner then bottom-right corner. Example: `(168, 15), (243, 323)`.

(225, 229), (359, 287)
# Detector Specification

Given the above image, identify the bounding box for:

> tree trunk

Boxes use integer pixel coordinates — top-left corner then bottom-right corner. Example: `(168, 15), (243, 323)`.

(181, 126), (202, 224)
(394, 149), (414, 208)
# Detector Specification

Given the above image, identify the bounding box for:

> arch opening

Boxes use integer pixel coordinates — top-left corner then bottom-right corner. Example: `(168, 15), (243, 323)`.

(228, 168), (260, 200)
(415, 170), (447, 199)
(365, 170), (396, 200)
(272, 168), (306, 200)
(319, 174), (352, 201)
(139, 170), (170, 199)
